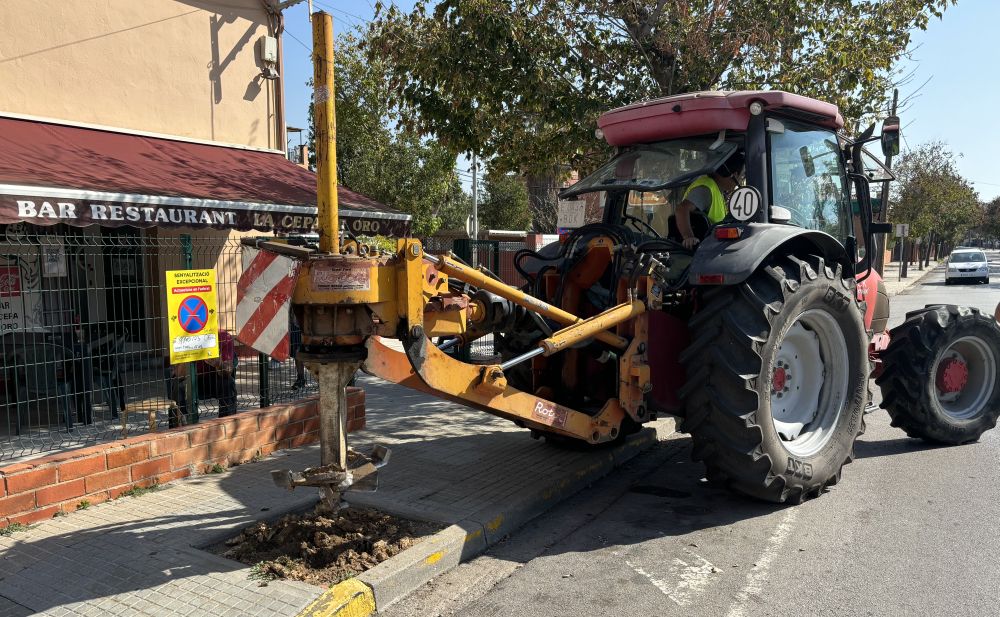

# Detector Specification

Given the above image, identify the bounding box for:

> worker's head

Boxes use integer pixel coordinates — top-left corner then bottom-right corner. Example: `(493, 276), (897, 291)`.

(715, 151), (745, 180)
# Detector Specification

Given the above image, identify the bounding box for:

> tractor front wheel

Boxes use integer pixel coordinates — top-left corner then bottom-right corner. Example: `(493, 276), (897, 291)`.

(877, 305), (1000, 444)
(680, 255), (869, 503)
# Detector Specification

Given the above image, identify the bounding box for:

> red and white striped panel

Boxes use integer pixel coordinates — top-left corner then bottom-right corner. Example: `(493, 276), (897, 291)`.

(236, 247), (301, 361)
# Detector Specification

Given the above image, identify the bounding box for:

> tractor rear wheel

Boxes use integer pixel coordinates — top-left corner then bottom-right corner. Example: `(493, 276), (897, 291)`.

(876, 305), (1000, 444)
(680, 255), (868, 503)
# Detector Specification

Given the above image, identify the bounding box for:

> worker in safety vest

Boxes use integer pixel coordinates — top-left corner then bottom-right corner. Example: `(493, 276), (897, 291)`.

(677, 151), (745, 249)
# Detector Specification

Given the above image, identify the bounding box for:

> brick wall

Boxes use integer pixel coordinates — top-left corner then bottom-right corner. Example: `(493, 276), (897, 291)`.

(0, 388), (365, 528)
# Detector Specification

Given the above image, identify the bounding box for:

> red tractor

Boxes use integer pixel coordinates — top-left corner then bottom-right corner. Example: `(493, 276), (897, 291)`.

(531, 90), (1000, 500)
(286, 89), (1000, 505)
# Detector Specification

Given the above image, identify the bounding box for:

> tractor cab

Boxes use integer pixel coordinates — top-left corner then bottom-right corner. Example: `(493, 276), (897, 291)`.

(561, 90), (898, 285)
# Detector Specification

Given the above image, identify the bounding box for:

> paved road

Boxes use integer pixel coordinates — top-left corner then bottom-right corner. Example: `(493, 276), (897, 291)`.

(386, 252), (1000, 617)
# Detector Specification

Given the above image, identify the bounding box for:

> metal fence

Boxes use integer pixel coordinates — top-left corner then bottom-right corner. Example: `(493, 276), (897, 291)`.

(447, 238), (528, 362)
(0, 224), (316, 462)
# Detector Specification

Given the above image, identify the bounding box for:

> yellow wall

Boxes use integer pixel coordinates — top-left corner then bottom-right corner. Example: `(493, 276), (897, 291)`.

(0, 0), (281, 150)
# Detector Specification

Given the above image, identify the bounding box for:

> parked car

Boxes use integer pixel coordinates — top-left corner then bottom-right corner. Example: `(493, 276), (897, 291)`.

(945, 248), (991, 285)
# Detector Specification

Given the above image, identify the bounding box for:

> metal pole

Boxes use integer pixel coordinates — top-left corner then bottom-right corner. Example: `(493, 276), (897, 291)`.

(181, 234), (198, 423)
(312, 362), (356, 470)
(472, 154), (479, 241)
(874, 89), (898, 276)
(900, 236), (908, 280)
(257, 352), (271, 408)
(313, 12), (339, 254)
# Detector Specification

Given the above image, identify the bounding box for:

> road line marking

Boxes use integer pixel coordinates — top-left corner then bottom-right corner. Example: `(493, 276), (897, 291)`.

(670, 548), (722, 606)
(725, 507), (799, 617)
(625, 548), (721, 607)
(625, 559), (682, 605)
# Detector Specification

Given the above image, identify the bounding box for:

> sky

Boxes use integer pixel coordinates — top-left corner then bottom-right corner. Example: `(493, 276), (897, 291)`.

(280, 1), (999, 201)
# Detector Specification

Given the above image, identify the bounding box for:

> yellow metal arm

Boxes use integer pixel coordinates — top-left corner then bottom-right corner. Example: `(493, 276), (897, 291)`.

(425, 253), (629, 350)
(539, 299), (645, 356)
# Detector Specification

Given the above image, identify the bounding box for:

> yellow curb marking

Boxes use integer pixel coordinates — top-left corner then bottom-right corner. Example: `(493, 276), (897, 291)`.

(297, 578), (375, 617)
(465, 529), (483, 543)
(486, 514), (504, 532)
(424, 551), (444, 565)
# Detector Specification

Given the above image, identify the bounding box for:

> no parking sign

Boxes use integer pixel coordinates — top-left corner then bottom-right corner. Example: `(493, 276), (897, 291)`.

(166, 269), (219, 364)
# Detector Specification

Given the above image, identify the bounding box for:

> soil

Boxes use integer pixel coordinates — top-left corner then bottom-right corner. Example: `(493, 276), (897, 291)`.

(218, 505), (441, 587)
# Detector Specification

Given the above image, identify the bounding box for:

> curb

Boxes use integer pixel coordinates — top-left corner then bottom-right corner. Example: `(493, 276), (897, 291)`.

(295, 417), (678, 616)
(297, 579), (376, 617)
(884, 261), (941, 297)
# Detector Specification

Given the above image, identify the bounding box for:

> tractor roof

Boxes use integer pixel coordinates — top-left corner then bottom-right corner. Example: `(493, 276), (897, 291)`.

(597, 90), (844, 146)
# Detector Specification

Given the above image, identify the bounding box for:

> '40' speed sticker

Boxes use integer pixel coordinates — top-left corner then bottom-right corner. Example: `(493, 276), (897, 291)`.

(728, 186), (762, 222)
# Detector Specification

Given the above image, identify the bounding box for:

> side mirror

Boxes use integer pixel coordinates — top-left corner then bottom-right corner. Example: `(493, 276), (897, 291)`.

(881, 115), (901, 158)
(799, 146), (815, 177)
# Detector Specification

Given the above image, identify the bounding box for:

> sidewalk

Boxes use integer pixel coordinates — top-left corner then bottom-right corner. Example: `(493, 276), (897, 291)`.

(0, 372), (673, 616)
(879, 259), (939, 296)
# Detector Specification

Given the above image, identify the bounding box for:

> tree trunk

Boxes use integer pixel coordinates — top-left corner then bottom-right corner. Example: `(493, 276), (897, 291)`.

(525, 172), (559, 233)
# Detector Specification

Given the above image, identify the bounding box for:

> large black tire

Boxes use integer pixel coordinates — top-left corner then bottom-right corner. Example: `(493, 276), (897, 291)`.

(876, 305), (1000, 444)
(680, 255), (869, 503)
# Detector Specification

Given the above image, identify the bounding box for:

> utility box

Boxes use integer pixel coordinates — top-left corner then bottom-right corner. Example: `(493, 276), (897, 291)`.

(257, 35), (278, 64)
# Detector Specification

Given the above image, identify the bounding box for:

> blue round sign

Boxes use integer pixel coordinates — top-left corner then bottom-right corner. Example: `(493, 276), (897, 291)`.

(178, 295), (208, 334)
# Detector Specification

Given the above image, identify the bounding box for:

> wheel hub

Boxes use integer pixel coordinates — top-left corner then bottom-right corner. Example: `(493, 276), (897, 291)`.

(772, 366), (788, 393)
(770, 310), (849, 458)
(936, 357), (969, 394)
(934, 338), (996, 417)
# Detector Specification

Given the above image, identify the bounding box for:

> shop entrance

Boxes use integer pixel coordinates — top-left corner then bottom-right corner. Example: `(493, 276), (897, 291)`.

(101, 227), (147, 343)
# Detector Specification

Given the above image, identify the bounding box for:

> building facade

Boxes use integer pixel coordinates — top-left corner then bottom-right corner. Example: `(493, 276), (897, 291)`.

(0, 0), (407, 459)
(1, 0), (285, 150)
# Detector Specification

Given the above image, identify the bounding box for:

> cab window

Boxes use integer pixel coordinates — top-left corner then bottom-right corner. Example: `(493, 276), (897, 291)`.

(769, 119), (851, 240)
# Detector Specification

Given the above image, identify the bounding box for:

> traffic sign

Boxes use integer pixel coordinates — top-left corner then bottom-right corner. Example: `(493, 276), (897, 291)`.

(895, 223), (909, 237)
(166, 269), (219, 364)
(178, 296), (209, 333)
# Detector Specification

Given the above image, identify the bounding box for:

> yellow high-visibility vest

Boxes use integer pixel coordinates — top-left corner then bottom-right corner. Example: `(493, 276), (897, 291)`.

(683, 175), (726, 224)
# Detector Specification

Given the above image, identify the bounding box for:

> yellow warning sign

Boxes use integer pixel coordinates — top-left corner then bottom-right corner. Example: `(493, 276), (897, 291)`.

(166, 269), (219, 365)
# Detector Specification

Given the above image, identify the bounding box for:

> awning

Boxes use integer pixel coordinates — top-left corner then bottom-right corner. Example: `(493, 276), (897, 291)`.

(0, 116), (412, 236)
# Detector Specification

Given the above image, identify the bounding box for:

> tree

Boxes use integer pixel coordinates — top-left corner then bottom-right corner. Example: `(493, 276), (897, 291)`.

(480, 171), (532, 231)
(982, 197), (1000, 244)
(368, 0), (953, 180)
(308, 34), (469, 236)
(890, 141), (981, 259)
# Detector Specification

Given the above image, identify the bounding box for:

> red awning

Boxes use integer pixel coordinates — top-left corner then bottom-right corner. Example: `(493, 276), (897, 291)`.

(0, 116), (411, 236)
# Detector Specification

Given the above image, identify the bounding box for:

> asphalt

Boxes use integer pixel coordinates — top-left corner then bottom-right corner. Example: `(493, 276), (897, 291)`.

(385, 253), (1000, 617)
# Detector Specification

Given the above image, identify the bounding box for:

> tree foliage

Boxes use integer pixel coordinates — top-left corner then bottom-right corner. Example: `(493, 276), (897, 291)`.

(479, 171), (532, 231)
(982, 197), (1000, 242)
(308, 34), (469, 236)
(890, 141), (981, 245)
(368, 0), (954, 176)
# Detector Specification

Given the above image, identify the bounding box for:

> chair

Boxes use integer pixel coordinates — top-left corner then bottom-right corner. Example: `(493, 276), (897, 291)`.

(90, 330), (127, 420)
(1, 334), (75, 434)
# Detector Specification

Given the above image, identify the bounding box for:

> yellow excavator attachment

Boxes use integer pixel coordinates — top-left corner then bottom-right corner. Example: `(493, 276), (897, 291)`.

(271, 11), (657, 511)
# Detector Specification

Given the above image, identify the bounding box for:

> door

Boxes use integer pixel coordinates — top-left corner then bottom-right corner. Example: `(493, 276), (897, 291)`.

(767, 118), (852, 242)
(101, 227), (146, 343)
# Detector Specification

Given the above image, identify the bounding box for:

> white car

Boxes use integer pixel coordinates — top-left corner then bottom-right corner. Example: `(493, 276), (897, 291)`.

(945, 248), (990, 285)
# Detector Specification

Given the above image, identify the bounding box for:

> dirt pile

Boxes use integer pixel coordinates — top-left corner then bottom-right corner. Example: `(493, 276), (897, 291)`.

(220, 505), (439, 587)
